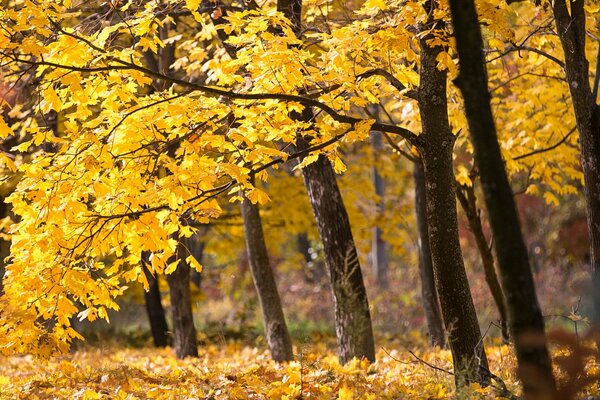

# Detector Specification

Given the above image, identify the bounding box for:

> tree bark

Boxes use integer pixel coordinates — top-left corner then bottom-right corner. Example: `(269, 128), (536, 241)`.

(0, 197), (10, 295)
(166, 240), (198, 358)
(418, 34), (489, 384)
(276, 0), (375, 364)
(372, 130), (389, 288)
(142, 258), (170, 347)
(552, 0), (600, 333)
(456, 184), (509, 342)
(448, 0), (557, 396)
(414, 159), (446, 347)
(240, 197), (294, 362)
(296, 135), (376, 363)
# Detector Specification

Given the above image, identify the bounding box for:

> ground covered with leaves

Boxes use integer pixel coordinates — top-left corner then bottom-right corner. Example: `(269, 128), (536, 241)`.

(2, 339), (598, 400)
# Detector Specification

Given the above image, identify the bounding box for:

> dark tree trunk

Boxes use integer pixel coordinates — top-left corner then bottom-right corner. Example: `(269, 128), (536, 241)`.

(186, 232), (206, 289)
(142, 258), (170, 347)
(276, 0), (375, 364)
(414, 159), (446, 347)
(296, 136), (376, 363)
(448, 0), (556, 396)
(166, 240), (198, 358)
(552, 0), (600, 333)
(456, 184), (509, 342)
(298, 232), (325, 284)
(418, 34), (489, 384)
(0, 198), (10, 295)
(240, 197), (294, 362)
(371, 130), (389, 288)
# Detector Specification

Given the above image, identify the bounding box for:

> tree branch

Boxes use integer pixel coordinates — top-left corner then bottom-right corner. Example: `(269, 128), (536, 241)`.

(357, 68), (419, 100)
(512, 125), (577, 161)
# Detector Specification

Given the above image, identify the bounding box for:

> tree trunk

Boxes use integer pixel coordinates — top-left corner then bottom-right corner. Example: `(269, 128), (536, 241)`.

(240, 197), (294, 362)
(298, 232), (325, 284)
(414, 159), (446, 347)
(552, 0), (600, 333)
(166, 241), (198, 358)
(274, 0), (375, 364)
(186, 232), (206, 289)
(142, 259), (170, 347)
(0, 197), (10, 295)
(372, 130), (389, 288)
(456, 184), (509, 342)
(296, 140), (376, 363)
(448, 0), (557, 396)
(418, 35), (489, 384)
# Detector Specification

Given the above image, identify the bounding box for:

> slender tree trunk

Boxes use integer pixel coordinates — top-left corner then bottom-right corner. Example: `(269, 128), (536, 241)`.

(371, 130), (389, 288)
(297, 135), (376, 363)
(166, 240), (198, 358)
(186, 233), (206, 289)
(552, 0), (600, 333)
(448, 0), (556, 396)
(298, 232), (325, 283)
(414, 159), (446, 347)
(457, 184), (509, 342)
(276, 0), (375, 364)
(142, 259), (170, 347)
(418, 34), (489, 384)
(241, 197), (294, 362)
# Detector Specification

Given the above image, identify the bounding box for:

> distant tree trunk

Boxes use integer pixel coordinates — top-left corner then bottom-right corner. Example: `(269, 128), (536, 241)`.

(186, 232), (207, 289)
(166, 240), (198, 358)
(552, 0), (600, 333)
(240, 196), (294, 362)
(277, 0), (375, 364)
(456, 184), (509, 342)
(142, 257), (170, 348)
(418, 33), (489, 383)
(371, 130), (389, 288)
(448, 0), (556, 396)
(297, 232), (325, 284)
(414, 159), (445, 347)
(0, 197), (10, 295)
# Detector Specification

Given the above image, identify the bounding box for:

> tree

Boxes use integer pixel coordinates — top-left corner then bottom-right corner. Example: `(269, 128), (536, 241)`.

(276, 0), (376, 363)
(550, 0), (600, 332)
(413, 158), (445, 347)
(416, 15), (489, 381)
(448, 0), (557, 396)
(456, 181), (509, 342)
(142, 254), (170, 348)
(240, 196), (293, 362)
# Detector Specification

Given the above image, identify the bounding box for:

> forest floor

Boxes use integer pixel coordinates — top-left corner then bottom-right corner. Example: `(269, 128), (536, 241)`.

(0, 338), (598, 400)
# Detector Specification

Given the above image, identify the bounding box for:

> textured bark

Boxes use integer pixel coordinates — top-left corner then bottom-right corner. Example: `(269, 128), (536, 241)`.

(0, 197), (10, 295)
(142, 259), (170, 348)
(166, 241), (198, 358)
(448, 0), (556, 396)
(418, 35), (489, 384)
(241, 197), (294, 362)
(456, 185), (509, 342)
(276, 0), (375, 364)
(552, 0), (600, 333)
(297, 137), (376, 363)
(414, 159), (446, 347)
(371, 130), (389, 288)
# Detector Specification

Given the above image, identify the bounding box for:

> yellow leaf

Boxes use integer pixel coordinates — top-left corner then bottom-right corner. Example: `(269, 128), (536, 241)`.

(247, 188), (271, 205)
(362, 0), (389, 10)
(0, 116), (12, 139)
(82, 389), (102, 400)
(338, 384), (355, 400)
(186, 255), (203, 272)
